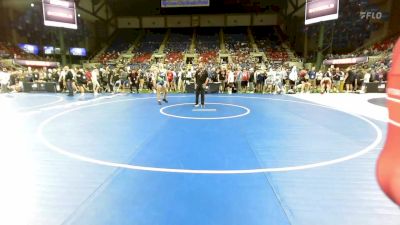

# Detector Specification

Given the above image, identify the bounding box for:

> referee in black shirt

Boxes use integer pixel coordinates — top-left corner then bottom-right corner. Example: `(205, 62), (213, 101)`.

(194, 63), (209, 108)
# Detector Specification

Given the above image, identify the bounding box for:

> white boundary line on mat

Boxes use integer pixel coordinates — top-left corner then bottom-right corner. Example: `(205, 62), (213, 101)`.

(37, 95), (383, 174)
(160, 102), (250, 120)
(6, 94), (64, 111)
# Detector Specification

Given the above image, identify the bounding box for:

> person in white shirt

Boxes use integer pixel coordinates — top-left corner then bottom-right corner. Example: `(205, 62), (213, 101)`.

(227, 69), (235, 94)
(361, 68), (371, 93)
(58, 68), (66, 92)
(0, 68), (10, 93)
(91, 68), (100, 95)
(71, 67), (78, 93)
(154, 67), (169, 105)
(177, 69), (185, 93)
(274, 67), (284, 94)
(186, 67), (194, 83)
(264, 67), (276, 94)
(288, 66), (298, 93)
(316, 70), (324, 89)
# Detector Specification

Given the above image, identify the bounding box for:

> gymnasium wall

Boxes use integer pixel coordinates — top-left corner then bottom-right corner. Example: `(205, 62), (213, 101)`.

(117, 13), (280, 28)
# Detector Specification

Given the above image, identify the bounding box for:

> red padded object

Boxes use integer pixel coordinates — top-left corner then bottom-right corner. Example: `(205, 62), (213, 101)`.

(377, 38), (400, 205)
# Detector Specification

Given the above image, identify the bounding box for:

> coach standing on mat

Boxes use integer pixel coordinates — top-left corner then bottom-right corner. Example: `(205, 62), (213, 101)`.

(194, 63), (209, 108)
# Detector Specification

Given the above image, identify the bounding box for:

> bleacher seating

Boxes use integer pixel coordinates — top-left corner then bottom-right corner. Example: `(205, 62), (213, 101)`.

(307, 0), (384, 51)
(131, 53), (153, 63)
(326, 35), (399, 60)
(164, 29), (192, 64)
(196, 28), (219, 63)
(224, 27), (251, 66)
(97, 30), (138, 63)
(0, 42), (41, 60)
(131, 30), (165, 63)
(253, 27), (288, 62)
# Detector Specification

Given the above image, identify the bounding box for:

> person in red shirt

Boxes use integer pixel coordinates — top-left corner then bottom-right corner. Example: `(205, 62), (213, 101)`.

(377, 38), (400, 205)
(85, 69), (92, 82)
(298, 69), (310, 93)
(167, 70), (175, 92)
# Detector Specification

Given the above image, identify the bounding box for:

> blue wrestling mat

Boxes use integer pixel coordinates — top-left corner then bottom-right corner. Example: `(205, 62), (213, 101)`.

(1, 93), (399, 225)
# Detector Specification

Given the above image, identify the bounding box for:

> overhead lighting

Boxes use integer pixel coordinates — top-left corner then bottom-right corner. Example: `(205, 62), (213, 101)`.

(30, 3), (34, 7)
(78, 14), (81, 17)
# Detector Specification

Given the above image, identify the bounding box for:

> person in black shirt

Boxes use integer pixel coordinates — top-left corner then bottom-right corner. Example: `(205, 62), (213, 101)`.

(64, 66), (74, 96)
(129, 69), (139, 93)
(32, 69), (40, 82)
(209, 67), (218, 82)
(332, 68), (342, 93)
(9, 70), (16, 86)
(308, 67), (317, 92)
(194, 63), (209, 108)
(354, 70), (364, 91)
(76, 68), (87, 96)
(51, 69), (59, 83)
(111, 69), (120, 93)
(218, 68), (226, 93)
(248, 68), (255, 93)
(106, 67), (114, 93)
(8, 69), (22, 92)
(344, 68), (355, 92)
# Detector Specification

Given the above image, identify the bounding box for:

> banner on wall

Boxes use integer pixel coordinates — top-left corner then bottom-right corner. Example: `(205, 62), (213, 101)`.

(14, 59), (60, 67)
(161, 0), (209, 8)
(323, 56), (369, 65)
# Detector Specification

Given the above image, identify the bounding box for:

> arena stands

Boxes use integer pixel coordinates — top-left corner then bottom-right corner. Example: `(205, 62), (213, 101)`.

(307, 0), (384, 51)
(224, 27), (251, 66)
(326, 34), (398, 60)
(253, 27), (288, 62)
(131, 30), (165, 63)
(164, 29), (192, 64)
(0, 42), (42, 60)
(1, 25), (397, 96)
(196, 28), (220, 63)
(97, 30), (139, 63)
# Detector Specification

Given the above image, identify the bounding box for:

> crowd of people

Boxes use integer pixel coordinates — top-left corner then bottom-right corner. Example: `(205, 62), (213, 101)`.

(225, 31), (253, 67)
(327, 35), (397, 60)
(0, 57), (390, 96)
(0, 28), (396, 96)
